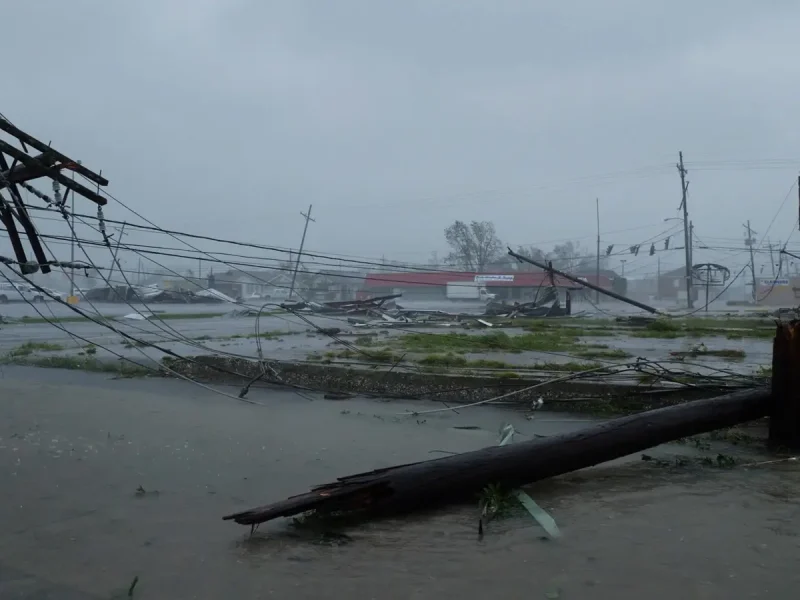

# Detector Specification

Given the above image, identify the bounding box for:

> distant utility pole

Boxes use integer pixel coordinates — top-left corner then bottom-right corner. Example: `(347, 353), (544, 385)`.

(677, 152), (693, 308)
(70, 161), (80, 297)
(767, 241), (777, 277)
(289, 204), (315, 299)
(620, 259), (626, 277)
(744, 220), (757, 302)
(656, 256), (661, 299)
(595, 198), (601, 304)
(105, 223), (128, 300)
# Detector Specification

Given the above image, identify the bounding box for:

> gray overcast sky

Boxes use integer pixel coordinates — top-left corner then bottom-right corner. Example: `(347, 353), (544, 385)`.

(3, 0), (800, 277)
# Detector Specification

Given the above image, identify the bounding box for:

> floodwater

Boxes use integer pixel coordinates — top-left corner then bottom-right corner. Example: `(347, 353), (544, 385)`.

(0, 299), (773, 378)
(1, 366), (798, 599)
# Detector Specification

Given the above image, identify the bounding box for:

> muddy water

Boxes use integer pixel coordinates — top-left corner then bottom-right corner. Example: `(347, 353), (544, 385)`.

(0, 367), (798, 599)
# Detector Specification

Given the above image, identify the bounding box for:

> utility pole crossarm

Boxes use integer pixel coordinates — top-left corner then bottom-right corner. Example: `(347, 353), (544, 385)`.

(0, 115), (109, 276)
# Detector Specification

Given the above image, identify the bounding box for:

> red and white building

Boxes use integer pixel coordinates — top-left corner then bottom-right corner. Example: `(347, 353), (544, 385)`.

(358, 271), (613, 302)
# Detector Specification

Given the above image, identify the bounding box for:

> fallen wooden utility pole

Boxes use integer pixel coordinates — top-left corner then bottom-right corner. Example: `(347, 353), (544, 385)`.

(507, 247), (659, 314)
(224, 386), (770, 527)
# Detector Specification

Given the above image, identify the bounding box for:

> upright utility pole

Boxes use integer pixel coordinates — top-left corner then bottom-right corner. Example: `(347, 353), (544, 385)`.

(620, 259), (626, 277)
(595, 198), (601, 304)
(70, 161), (80, 297)
(677, 152), (693, 308)
(744, 221), (757, 302)
(289, 204), (315, 299)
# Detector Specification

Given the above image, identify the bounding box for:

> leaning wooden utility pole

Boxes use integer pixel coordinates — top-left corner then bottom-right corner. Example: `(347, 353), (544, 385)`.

(289, 204), (314, 299)
(677, 152), (693, 309)
(507, 248), (659, 314)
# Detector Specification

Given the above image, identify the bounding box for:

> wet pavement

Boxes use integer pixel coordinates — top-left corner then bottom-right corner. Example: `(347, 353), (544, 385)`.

(1, 366), (798, 599)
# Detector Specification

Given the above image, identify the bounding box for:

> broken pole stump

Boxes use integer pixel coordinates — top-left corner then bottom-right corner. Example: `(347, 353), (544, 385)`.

(224, 386), (771, 527)
(769, 320), (800, 450)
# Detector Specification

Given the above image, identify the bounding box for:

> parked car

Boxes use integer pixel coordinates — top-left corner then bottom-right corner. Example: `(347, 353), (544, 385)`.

(0, 282), (45, 303)
(39, 287), (65, 301)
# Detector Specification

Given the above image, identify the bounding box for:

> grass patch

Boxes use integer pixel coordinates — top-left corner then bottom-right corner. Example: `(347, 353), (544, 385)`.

(325, 348), (405, 364)
(533, 361), (603, 372)
(671, 348), (747, 360)
(573, 347), (632, 360)
(494, 371), (521, 379)
(5, 354), (153, 376)
(416, 354), (515, 369)
(7, 341), (65, 357)
(417, 353), (467, 367)
(631, 316), (774, 340)
(397, 331), (584, 354)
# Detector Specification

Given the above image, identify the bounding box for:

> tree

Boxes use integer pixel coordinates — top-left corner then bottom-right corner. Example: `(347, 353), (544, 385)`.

(444, 220), (503, 271)
(512, 246), (548, 271)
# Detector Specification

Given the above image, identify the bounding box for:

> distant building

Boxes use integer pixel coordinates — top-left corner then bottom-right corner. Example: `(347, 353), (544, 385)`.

(360, 271), (612, 302)
(755, 276), (799, 306)
(211, 269), (294, 300)
(314, 269), (368, 302)
(626, 276), (658, 301)
(658, 266), (699, 303)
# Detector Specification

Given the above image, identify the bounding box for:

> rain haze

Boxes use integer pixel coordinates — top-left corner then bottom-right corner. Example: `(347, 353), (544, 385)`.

(3, 0), (800, 278)
(5, 4), (800, 599)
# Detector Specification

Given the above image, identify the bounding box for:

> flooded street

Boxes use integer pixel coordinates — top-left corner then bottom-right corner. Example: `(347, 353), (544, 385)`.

(0, 367), (797, 598)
